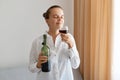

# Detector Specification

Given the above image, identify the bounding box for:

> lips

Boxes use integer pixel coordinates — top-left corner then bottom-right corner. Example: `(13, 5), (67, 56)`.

(56, 22), (63, 24)
(57, 23), (61, 24)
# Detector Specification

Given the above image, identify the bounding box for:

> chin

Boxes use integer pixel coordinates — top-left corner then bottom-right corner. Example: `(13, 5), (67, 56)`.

(57, 25), (62, 28)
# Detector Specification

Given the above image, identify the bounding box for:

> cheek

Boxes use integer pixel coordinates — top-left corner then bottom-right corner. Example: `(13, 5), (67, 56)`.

(50, 19), (57, 23)
(62, 20), (64, 23)
(61, 19), (64, 23)
(47, 20), (55, 25)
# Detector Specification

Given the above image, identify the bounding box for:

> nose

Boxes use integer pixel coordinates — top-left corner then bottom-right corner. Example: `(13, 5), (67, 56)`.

(58, 17), (63, 21)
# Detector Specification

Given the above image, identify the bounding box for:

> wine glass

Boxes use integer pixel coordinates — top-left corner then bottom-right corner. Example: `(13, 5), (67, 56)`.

(59, 26), (68, 34)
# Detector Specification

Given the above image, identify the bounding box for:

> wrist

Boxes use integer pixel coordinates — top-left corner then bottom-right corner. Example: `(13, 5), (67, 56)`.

(68, 43), (73, 49)
(36, 62), (41, 68)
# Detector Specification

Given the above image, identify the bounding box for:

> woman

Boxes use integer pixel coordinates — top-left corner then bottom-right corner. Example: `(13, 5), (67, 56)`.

(29, 5), (80, 80)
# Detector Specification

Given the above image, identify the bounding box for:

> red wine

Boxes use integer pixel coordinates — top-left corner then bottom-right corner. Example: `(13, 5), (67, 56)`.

(59, 30), (68, 34)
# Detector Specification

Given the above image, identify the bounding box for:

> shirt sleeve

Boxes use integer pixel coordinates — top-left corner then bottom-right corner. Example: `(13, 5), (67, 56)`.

(67, 34), (80, 69)
(28, 39), (41, 73)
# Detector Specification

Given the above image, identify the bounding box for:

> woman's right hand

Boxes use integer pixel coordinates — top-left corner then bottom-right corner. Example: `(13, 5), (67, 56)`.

(36, 53), (48, 68)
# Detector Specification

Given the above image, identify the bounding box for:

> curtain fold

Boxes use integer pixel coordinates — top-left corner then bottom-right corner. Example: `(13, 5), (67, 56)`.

(74, 0), (112, 80)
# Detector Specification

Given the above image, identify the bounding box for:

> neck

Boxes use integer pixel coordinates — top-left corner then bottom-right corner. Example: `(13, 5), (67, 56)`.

(48, 30), (60, 44)
(48, 30), (59, 37)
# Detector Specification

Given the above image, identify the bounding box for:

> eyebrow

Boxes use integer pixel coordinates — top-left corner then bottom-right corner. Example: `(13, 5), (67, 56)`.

(53, 14), (64, 16)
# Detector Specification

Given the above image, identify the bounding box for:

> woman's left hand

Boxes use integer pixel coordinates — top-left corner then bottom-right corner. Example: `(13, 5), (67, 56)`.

(61, 33), (73, 49)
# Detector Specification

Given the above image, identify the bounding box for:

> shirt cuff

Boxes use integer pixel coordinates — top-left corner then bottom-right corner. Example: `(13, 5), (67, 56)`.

(68, 47), (75, 59)
(29, 62), (41, 73)
(35, 62), (41, 71)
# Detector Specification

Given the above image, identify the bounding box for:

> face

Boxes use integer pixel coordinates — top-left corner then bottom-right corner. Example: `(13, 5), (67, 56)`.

(46, 8), (64, 31)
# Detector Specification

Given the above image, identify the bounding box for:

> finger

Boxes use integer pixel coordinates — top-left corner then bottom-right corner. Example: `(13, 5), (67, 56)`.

(39, 56), (48, 60)
(62, 37), (67, 42)
(41, 60), (48, 63)
(40, 56), (48, 63)
(39, 52), (43, 56)
(62, 36), (69, 41)
(38, 56), (47, 62)
(40, 57), (47, 60)
(62, 34), (69, 39)
(61, 33), (66, 37)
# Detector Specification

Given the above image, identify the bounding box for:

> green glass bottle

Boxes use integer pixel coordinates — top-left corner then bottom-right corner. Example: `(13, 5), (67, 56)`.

(41, 34), (51, 72)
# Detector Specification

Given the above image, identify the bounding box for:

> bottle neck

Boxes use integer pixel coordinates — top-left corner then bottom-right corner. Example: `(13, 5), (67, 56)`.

(43, 39), (46, 45)
(43, 34), (47, 46)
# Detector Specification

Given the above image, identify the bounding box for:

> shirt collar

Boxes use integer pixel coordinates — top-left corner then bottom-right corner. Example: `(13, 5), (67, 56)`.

(45, 31), (61, 39)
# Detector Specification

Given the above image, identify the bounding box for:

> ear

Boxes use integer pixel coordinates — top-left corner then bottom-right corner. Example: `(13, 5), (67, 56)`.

(45, 19), (49, 23)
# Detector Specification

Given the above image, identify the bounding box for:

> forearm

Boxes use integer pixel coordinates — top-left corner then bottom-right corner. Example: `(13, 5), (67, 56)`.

(68, 47), (80, 69)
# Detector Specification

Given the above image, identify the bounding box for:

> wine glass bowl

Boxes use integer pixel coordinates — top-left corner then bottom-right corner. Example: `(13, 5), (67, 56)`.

(59, 26), (68, 34)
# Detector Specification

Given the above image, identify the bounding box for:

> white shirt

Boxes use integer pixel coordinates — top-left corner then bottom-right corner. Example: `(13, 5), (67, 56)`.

(28, 32), (80, 80)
